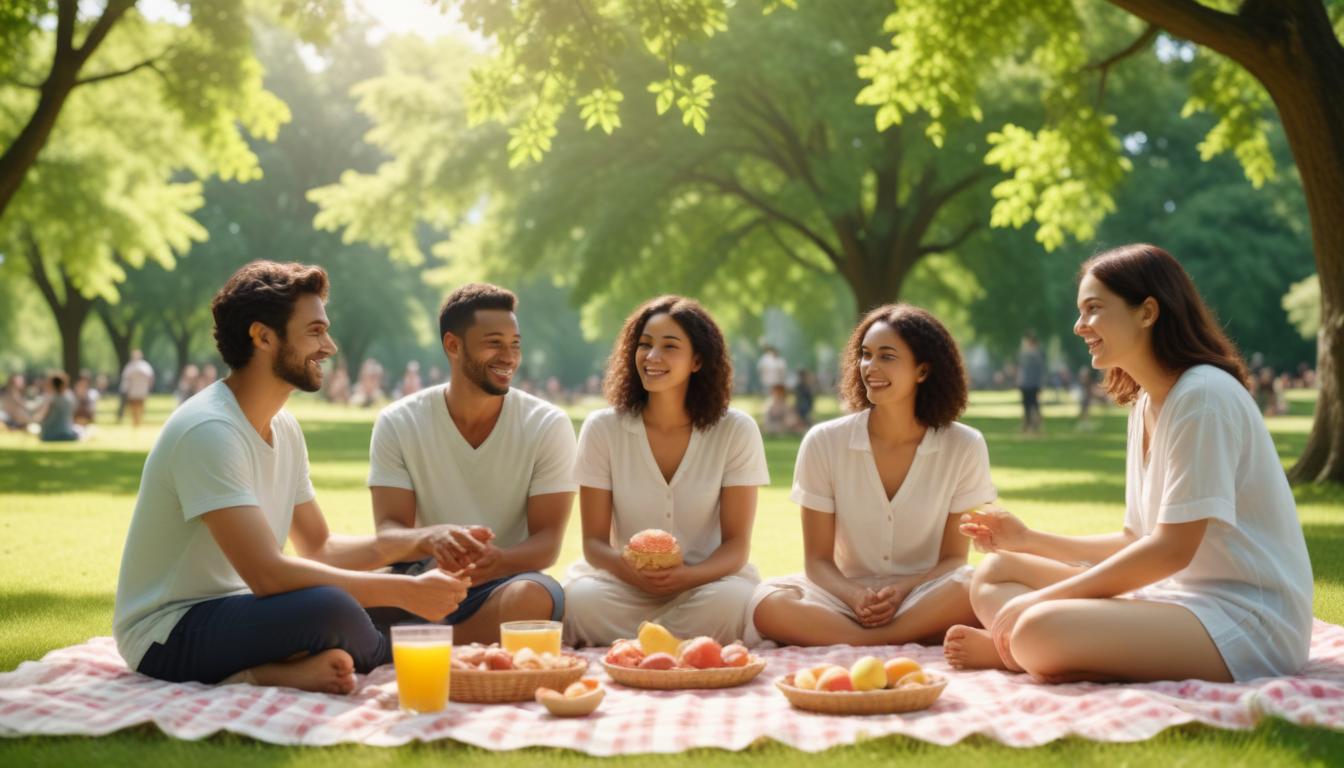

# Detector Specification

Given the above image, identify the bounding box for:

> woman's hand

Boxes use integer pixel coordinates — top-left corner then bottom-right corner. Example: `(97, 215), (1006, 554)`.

(959, 505), (1029, 553)
(638, 563), (701, 596)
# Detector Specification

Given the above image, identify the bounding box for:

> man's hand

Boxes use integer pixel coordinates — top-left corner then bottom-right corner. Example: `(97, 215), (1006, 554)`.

(420, 524), (493, 571)
(402, 569), (471, 622)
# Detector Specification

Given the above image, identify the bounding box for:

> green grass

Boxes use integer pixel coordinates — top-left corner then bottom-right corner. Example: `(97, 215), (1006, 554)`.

(2, 389), (1343, 766)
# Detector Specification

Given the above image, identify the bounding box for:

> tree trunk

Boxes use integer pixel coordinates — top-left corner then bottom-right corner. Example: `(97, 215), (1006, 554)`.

(96, 300), (139, 383)
(165, 319), (193, 383)
(55, 294), (94, 380)
(1250, 7), (1344, 484)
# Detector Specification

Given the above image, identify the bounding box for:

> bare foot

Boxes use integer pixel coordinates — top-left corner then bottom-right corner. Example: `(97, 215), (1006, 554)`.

(232, 649), (357, 694)
(943, 625), (1009, 671)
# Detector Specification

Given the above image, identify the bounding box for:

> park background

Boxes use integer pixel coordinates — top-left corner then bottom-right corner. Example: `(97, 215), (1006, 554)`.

(2, 0), (1343, 765)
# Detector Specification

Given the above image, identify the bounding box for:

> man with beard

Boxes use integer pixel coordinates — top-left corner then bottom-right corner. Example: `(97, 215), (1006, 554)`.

(366, 283), (577, 642)
(114, 261), (469, 694)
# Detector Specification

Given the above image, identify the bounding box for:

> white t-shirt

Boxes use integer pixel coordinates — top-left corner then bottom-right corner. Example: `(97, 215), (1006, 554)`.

(790, 411), (996, 580)
(367, 385), (577, 548)
(571, 407), (770, 570)
(1125, 365), (1313, 679)
(113, 381), (315, 669)
(120, 359), (154, 400)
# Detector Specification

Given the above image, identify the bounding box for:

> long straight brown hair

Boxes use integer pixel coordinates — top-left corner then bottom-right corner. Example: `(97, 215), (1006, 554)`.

(1081, 244), (1250, 405)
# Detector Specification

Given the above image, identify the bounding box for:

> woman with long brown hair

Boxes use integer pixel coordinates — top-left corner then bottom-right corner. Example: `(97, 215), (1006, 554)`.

(946, 244), (1313, 683)
(562, 296), (769, 645)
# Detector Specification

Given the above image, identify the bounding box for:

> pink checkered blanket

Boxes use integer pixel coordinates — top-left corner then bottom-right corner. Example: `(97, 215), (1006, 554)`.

(3, 620), (1344, 752)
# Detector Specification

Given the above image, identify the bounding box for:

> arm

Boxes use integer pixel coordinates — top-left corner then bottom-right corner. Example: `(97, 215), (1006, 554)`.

(578, 485), (663, 591)
(465, 490), (574, 582)
(291, 497), (403, 571)
(800, 506), (873, 614)
(960, 504), (1136, 564)
(642, 485), (757, 595)
(203, 504), (468, 620)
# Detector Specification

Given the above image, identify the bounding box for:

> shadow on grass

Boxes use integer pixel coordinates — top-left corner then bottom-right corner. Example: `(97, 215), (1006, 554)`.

(0, 449), (147, 496)
(1303, 522), (1344, 589)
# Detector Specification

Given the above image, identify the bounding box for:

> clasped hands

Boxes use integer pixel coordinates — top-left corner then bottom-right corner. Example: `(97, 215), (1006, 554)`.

(420, 523), (500, 579)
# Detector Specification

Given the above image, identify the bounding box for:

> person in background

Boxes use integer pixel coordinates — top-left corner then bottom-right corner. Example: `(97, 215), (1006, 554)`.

(120, 350), (155, 427)
(1017, 332), (1045, 434)
(36, 372), (81, 442)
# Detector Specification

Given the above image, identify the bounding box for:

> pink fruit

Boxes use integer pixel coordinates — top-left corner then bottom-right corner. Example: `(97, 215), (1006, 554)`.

(721, 643), (750, 668)
(604, 639), (646, 667)
(638, 652), (677, 670)
(817, 667), (854, 692)
(677, 637), (724, 669)
(484, 648), (514, 670)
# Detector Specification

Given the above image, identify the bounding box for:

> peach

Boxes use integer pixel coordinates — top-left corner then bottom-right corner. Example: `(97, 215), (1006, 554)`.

(883, 657), (922, 687)
(604, 639), (646, 667)
(484, 648), (514, 670)
(677, 637), (724, 669)
(849, 656), (886, 691)
(721, 643), (750, 667)
(792, 668), (819, 690)
(817, 666), (854, 692)
(897, 669), (929, 687)
(534, 687), (562, 704)
(638, 652), (678, 670)
(564, 681), (592, 698)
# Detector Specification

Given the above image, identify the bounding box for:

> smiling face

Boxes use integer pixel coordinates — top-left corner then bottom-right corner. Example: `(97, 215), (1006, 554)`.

(1074, 271), (1157, 372)
(635, 312), (700, 395)
(451, 309), (520, 396)
(858, 321), (927, 408)
(272, 293), (337, 392)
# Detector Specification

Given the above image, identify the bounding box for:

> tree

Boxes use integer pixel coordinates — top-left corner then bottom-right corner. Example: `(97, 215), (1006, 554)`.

(458, 0), (1344, 483)
(0, 23), (214, 378)
(0, 0), (343, 223)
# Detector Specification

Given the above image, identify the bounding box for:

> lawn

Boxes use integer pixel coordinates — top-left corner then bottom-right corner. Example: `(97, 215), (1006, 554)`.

(1, 389), (1342, 766)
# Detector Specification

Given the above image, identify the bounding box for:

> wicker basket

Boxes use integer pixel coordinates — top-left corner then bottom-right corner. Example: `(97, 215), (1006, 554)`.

(602, 658), (766, 689)
(448, 657), (588, 703)
(775, 673), (947, 715)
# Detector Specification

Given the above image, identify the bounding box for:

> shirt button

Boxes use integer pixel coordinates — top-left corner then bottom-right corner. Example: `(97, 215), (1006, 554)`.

(883, 555), (890, 561)
(887, 516), (892, 522)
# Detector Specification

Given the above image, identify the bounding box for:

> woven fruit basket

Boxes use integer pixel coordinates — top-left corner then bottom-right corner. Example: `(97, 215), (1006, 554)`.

(449, 657), (588, 703)
(774, 673), (947, 714)
(602, 658), (766, 690)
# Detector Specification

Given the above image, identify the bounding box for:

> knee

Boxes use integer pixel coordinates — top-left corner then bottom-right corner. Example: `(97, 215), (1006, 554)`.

(499, 578), (557, 620)
(286, 586), (368, 641)
(972, 553), (1010, 587)
(1009, 602), (1073, 676)
(562, 578), (607, 621)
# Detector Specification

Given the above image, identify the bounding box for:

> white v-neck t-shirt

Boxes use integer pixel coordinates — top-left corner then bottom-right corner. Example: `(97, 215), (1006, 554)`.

(1123, 365), (1312, 680)
(367, 385), (578, 549)
(791, 411), (997, 580)
(568, 407), (770, 575)
(113, 381), (315, 669)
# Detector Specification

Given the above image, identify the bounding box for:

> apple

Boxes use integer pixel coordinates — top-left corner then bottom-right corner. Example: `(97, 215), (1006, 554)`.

(677, 636), (724, 669)
(849, 656), (887, 691)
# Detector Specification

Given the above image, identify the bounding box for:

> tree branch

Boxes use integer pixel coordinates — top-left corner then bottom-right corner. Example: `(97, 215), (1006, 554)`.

(55, 0), (77, 56)
(74, 0), (138, 67)
(918, 219), (982, 256)
(1087, 23), (1159, 107)
(75, 56), (165, 86)
(22, 228), (62, 311)
(1104, 0), (1264, 64)
(764, 224), (832, 274)
(687, 171), (843, 271)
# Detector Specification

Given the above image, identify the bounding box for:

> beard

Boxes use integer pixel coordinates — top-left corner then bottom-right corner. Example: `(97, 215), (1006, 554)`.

(460, 349), (509, 396)
(273, 339), (323, 392)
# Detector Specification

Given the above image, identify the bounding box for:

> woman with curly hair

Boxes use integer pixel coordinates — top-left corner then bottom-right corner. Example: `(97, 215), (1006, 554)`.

(944, 245), (1310, 683)
(563, 296), (769, 646)
(747, 304), (996, 646)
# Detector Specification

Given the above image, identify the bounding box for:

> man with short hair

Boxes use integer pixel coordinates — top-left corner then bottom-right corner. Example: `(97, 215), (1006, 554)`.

(114, 261), (468, 694)
(367, 283), (577, 643)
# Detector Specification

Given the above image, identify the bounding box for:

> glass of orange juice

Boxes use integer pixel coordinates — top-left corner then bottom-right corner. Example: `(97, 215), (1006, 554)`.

(500, 620), (562, 656)
(392, 624), (453, 713)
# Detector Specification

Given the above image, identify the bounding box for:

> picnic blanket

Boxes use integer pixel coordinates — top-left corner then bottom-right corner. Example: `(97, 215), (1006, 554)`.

(3, 620), (1344, 753)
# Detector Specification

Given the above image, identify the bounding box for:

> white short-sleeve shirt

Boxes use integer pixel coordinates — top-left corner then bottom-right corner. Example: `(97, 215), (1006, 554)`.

(113, 381), (315, 669)
(572, 407), (770, 568)
(1124, 365), (1313, 679)
(367, 385), (578, 548)
(790, 411), (996, 580)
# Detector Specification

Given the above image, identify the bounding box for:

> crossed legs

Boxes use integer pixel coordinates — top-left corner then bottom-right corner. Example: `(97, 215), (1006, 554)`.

(944, 552), (1232, 683)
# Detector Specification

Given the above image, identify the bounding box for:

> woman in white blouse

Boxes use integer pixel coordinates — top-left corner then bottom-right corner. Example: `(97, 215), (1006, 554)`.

(945, 244), (1312, 683)
(563, 296), (769, 645)
(748, 304), (997, 646)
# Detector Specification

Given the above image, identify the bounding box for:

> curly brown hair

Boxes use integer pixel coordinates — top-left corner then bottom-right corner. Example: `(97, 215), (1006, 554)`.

(839, 304), (968, 428)
(603, 296), (733, 429)
(1081, 244), (1249, 405)
(212, 261), (329, 371)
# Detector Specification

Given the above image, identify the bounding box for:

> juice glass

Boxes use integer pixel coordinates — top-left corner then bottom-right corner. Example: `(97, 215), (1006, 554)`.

(392, 624), (453, 713)
(500, 620), (562, 656)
